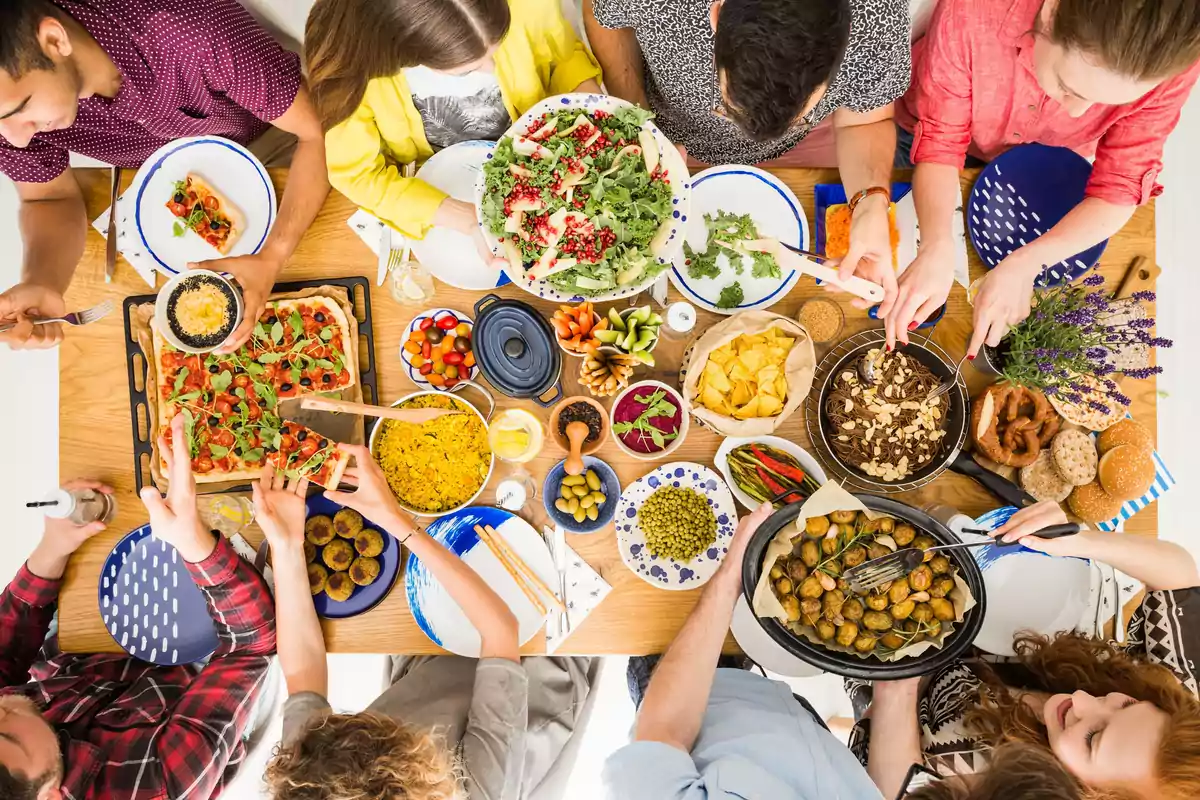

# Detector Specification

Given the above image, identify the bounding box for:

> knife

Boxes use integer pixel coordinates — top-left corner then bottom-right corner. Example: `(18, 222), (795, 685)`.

(748, 238), (886, 304)
(105, 166), (121, 283)
(547, 525), (570, 638)
(376, 224), (392, 286)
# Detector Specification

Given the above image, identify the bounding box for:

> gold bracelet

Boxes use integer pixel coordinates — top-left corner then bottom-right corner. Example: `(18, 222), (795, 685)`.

(848, 186), (891, 215)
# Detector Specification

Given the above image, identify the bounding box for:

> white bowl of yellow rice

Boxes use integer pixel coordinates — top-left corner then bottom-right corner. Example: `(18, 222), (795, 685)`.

(368, 384), (494, 517)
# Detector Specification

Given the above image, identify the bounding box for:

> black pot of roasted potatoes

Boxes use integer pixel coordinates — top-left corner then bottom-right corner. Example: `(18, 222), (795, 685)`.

(740, 494), (987, 679)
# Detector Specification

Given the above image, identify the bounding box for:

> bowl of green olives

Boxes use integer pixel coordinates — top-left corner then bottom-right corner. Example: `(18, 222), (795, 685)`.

(740, 494), (986, 679)
(543, 456), (621, 534)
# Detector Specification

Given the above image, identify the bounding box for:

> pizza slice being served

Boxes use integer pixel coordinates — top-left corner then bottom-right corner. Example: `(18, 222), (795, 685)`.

(166, 174), (245, 255)
(264, 422), (351, 489)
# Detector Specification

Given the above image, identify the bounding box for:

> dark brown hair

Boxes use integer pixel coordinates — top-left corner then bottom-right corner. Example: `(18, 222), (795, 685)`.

(1048, 0), (1200, 81)
(304, 0), (511, 131)
(0, 0), (59, 78)
(264, 711), (460, 800)
(927, 632), (1200, 800)
(907, 744), (1091, 800)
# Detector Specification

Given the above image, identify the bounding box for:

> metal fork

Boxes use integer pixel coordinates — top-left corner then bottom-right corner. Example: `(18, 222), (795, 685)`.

(844, 523), (1081, 593)
(927, 352), (970, 402)
(0, 299), (114, 335)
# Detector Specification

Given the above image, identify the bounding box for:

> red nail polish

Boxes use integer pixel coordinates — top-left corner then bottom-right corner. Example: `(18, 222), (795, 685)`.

(908, 321), (919, 331)
(967, 354), (975, 361)
(886, 344), (893, 352)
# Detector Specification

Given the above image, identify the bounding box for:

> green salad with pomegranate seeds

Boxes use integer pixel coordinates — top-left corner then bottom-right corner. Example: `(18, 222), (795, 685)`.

(481, 106), (676, 297)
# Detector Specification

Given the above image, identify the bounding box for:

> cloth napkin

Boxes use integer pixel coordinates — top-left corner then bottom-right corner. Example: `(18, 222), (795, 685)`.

(92, 194), (161, 288)
(542, 526), (612, 654)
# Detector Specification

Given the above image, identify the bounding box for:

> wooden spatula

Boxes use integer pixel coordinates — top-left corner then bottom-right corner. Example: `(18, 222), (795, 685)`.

(745, 238), (886, 304)
(295, 397), (462, 424)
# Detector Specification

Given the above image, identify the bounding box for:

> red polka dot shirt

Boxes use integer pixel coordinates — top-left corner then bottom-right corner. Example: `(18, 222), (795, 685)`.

(0, 0), (301, 183)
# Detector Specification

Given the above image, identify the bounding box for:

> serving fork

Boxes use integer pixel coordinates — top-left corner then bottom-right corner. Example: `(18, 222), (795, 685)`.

(844, 523), (1081, 593)
(0, 299), (114, 335)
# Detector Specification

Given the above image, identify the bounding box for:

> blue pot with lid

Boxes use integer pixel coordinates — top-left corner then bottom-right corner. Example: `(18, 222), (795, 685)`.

(472, 294), (564, 407)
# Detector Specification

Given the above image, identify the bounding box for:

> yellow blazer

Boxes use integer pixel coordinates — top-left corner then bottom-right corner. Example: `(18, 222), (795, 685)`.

(325, 0), (602, 238)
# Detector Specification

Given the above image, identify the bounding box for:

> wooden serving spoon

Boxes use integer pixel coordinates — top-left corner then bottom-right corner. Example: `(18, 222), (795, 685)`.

(298, 397), (462, 424)
(563, 421), (589, 476)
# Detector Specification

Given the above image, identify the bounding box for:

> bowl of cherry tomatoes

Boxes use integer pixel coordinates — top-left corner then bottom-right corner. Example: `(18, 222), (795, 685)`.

(401, 309), (476, 390)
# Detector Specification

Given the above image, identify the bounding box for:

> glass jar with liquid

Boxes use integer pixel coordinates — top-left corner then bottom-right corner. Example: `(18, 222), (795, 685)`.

(42, 487), (117, 525)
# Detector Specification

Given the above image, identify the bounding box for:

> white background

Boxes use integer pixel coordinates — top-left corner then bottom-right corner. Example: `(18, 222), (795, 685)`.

(1, 1), (1198, 796)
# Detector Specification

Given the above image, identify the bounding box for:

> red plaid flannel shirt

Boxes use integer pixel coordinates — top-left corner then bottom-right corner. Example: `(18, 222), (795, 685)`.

(0, 535), (276, 800)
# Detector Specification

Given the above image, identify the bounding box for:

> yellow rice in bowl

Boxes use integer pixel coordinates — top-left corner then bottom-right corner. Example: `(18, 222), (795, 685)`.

(374, 395), (492, 514)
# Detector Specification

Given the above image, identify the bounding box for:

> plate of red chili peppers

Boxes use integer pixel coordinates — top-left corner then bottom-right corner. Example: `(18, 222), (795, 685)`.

(715, 436), (827, 510)
(400, 308), (477, 391)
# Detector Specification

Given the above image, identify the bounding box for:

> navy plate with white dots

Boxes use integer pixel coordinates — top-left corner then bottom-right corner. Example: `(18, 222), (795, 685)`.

(98, 524), (218, 666)
(967, 143), (1107, 287)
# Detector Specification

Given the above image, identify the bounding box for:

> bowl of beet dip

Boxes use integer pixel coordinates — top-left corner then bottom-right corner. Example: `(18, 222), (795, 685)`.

(610, 380), (689, 461)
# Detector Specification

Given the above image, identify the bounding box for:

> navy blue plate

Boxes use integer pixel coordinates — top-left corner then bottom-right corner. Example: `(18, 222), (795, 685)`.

(542, 456), (621, 533)
(967, 144), (1106, 287)
(99, 524), (218, 666)
(307, 493), (401, 619)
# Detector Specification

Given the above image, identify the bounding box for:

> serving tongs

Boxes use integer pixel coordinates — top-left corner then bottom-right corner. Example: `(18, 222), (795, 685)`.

(745, 238), (886, 305)
(844, 523), (1081, 593)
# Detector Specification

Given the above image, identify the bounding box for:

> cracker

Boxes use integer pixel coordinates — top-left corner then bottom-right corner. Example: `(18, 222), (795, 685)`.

(1051, 429), (1098, 486)
(1019, 449), (1073, 503)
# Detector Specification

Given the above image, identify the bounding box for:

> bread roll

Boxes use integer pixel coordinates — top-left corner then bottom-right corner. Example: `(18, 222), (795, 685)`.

(1096, 419), (1155, 455)
(1097, 444), (1156, 501)
(1067, 481), (1125, 524)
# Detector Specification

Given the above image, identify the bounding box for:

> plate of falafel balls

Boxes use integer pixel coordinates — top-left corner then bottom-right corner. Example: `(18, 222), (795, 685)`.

(303, 494), (401, 619)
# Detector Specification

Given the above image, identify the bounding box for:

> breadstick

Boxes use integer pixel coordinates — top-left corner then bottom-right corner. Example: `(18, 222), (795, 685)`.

(483, 525), (565, 612)
(474, 525), (546, 616)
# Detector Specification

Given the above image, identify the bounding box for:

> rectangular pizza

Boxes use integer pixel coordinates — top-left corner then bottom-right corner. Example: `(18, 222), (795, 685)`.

(151, 295), (357, 488)
(166, 173), (245, 255)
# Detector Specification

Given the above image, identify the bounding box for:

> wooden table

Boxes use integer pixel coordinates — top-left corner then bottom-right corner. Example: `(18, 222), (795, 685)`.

(58, 167), (1158, 655)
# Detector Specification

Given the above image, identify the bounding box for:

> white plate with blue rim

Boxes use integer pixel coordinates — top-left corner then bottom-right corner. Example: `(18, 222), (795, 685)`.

(130, 136), (277, 276)
(412, 141), (511, 290)
(98, 524), (219, 665)
(714, 436), (827, 511)
(407, 506), (556, 656)
(474, 92), (691, 303)
(958, 506), (1093, 656)
(616, 462), (738, 590)
(669, 165), (807, 315)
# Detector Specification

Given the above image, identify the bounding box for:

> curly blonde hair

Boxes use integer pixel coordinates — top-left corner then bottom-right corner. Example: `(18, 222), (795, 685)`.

(918, 632), (1200, 800)
(265, 711), (461, 800)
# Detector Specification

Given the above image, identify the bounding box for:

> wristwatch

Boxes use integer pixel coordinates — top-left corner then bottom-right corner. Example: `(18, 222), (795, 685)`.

(847, 186), (891, 215)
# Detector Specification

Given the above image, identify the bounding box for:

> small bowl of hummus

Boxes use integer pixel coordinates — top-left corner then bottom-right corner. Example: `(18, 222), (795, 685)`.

(155, 269), (243, 353)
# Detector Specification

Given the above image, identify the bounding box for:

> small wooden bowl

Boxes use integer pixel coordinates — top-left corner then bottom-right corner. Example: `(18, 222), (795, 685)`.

(548, 395), (609, 455)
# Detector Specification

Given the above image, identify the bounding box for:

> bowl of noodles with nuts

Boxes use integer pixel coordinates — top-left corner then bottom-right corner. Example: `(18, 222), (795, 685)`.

(368, 385), (494, 517)
(742, 481), (985, 679)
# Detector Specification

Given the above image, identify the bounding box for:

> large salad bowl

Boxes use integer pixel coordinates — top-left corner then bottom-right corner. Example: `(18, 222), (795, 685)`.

(475, 93), (692, 303)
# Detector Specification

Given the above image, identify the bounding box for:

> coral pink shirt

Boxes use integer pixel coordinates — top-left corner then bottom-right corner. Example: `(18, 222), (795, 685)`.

(896, 0), (1200, 205)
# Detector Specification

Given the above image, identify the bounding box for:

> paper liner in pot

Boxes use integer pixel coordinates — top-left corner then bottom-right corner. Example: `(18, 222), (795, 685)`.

(752, 481), (977, 663)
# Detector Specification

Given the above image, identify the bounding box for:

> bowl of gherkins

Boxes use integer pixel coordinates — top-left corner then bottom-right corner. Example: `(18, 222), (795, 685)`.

(543, 456), (621, 534)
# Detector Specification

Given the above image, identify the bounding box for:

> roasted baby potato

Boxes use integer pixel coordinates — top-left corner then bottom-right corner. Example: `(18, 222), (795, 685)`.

(775, 577), (793, 596)
(780, 594), (801, 622)
(911, 603), (934, 624)
(912, 534), (936, 551)
(830, 510), (857, 524)
(842, 598), (865, 621)
(843, 545), (867, 567)
(866, 592), (890, 611)
(821, 536), (839, 556)
(929, 597), (955, 621)
(890, 599), (916, 620)
(800, 598), (822, 626)
(854, 634), (878, 653)
(880, 632), (906, 650)
(863, 611), (892, 631)
(788, 560), (809, 583)
(867, 542), (891, 561)
(888, 581), (911, 604)
(805, 515), (830, 537)
(908, 565), (933, 591)
(836, 622), (859, 647)
(800, 540), (820, 567)
(892, 523), (916, 546)
(799, 575), (824, 599)
(929, 555), (951, 575)
(816, 619), (837, 640)
(822, 589), (846, 618)
(770, 564), (784, 581)
(931, 576), (955, 599)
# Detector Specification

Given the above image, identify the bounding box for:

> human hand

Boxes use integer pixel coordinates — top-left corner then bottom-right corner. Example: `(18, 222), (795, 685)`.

(989, 500), (1083, 557)
(188, 254), (282, 354)
(252, 464), (309, 555)
(720, 502), (776, 579)
(27, 479), (114, 579)
(967, 254), (1040, 358)
(433, 197), (509, 270)
(323, 444), (414, 541)
(830, 196), (898, 316)
(139, 413), (216, 563)
(888, 240), (954, 349)
(0, 282), (67, 350)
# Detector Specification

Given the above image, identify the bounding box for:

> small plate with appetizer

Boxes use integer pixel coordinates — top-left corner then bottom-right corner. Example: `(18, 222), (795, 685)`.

(669, 165), (807, 314)
(715, 435), (826, 510)
(131, 136), (277, 276)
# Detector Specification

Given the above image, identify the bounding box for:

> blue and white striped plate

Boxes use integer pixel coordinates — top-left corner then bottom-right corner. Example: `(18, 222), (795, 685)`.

(406, 506), (556, 656)
(967, 144), (1107, 288)
(130, 136), (276, 276)
(669, 165), (807, 315)
(98, 524), (218, 666)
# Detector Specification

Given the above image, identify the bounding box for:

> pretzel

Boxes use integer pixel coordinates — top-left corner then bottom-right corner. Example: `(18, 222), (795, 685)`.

(971, 384), (1063, 467)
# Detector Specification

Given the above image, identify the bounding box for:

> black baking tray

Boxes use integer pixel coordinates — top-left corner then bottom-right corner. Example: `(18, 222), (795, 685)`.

(123, 276), (379, 494)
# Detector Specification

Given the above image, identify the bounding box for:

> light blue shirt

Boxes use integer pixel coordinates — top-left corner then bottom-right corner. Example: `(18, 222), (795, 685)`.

(603, 669), (884, 800)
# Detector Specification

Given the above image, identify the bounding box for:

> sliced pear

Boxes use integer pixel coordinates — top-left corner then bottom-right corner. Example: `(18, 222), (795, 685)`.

(556, 114), (598, 138)
(599, 144), (643, 177)
(504, 211), (524, 235)
(512, 137), (551, 159)
(527, 121), (559, 141)
(638, 129), (660, 174)
(509, 163), (533, 178)
(509, 195), (544, 213)
(502, 239), (528, 281)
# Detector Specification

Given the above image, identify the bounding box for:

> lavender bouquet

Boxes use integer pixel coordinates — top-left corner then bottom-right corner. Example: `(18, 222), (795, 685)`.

(999, 274), (1170, 413)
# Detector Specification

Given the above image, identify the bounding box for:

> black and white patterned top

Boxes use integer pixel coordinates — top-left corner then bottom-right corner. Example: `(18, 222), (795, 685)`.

(590, 0), (911, 165)
(845, 588), (1200, 785)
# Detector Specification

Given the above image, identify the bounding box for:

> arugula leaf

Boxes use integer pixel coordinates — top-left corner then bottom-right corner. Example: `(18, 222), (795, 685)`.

(290, 310), (303, 341)
(173, 221), (187, 238)
(253, 321), (267, 340)
(717, 282), (744, 309)
(210, 370), (232, 394)
(180, 408), (197, 457)
(173, 366), (189, 393)
(270, 321), (284, 344)
(242, 448), (264, 464)
(209, 444), (230, 458)
(319, 327), (333, 342)
(258, 352), (283, 363)
(613, 389), (680, 449)
(290, 366), (302, 385)
(173, 390), (201, 404)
